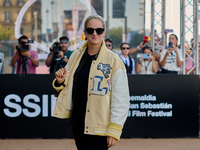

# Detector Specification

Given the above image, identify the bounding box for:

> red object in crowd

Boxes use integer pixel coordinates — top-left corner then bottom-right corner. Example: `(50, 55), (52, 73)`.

(143, 36), (148, 43)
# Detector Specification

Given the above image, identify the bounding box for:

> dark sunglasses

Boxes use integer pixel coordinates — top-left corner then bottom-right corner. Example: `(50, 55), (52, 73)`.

(85, 28), (104, 35)
(106, 44), (112, 47)
(122, 47), (130, 50)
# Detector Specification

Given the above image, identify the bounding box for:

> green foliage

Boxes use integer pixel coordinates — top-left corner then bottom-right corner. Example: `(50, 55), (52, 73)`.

(129, 32), (144, 48)
(0, 24), (13, 40)
(109, 27), (123, 49)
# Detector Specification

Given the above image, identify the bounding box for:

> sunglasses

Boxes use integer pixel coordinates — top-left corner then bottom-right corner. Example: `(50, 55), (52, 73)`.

(122, 47), (130, 50)
(60, 40), (68, 44)
(106, 44), (112, 47)
(85, 28), (104, 35)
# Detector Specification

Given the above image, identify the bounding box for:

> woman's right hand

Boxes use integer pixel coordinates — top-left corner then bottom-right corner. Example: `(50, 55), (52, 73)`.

(55, 68), (67, 84)
(166, 48), (173, 55)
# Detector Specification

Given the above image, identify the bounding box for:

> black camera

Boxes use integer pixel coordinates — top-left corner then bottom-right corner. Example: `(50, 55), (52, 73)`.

(52, 42), (61, 55)
(19, 40), (34, 51)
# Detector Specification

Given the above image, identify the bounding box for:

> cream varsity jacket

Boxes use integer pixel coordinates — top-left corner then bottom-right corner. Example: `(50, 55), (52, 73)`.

(52, 40), (130, 140)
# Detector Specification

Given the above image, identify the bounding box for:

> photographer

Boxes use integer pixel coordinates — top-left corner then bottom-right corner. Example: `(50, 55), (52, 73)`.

(160, 34), (183, 74)
(136, 46), (158, 74)
(45, 36), (73, 74)
(11, 35), (39, 74)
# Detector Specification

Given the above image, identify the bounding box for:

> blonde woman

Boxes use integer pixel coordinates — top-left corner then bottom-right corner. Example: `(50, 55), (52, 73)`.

(52, 15), (129, 150)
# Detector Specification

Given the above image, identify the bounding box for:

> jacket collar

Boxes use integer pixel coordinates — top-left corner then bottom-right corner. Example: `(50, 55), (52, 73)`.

(80, 40), (107, 61)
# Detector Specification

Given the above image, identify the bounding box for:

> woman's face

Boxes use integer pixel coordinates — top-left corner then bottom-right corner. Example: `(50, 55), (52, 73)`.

(169, 35), (178, 46)
(143, 48), (152, 55)
(121, 44), (130, 55)
(84, 19), (105, 46)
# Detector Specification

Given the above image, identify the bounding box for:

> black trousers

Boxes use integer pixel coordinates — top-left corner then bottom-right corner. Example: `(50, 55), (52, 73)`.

(72, 122), (108, 150)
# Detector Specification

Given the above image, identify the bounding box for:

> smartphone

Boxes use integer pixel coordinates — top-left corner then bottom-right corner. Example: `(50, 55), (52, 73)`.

(141, 54), (150, 59)
(168, 42), (173, 48)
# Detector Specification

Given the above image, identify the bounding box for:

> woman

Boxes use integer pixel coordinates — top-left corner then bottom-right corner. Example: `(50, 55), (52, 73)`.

(160, 34), (183, 74)
(136, 46), (158, 74)
(119, 43), (136, 74)
(52, 15), (129, 150)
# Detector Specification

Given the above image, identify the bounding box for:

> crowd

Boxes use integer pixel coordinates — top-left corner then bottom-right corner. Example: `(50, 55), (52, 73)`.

(0, 31), (199, 75)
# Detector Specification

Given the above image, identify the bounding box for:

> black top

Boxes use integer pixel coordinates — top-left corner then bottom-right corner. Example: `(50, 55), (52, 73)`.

(72, 48), (98, 125)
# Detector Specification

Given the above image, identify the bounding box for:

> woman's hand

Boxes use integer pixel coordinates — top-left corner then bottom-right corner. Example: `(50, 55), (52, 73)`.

(107, 136), (118, 147)
(166, 48), (173, 55)
(55, 68), (67, 84)
(149, 54), (154, 61)
(171, 47), (178, 54)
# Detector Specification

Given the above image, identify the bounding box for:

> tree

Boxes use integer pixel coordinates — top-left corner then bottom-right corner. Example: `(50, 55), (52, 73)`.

(0, 24), (13, 40)
(109, 27), (123, 49)
(129, 32), (144, 48)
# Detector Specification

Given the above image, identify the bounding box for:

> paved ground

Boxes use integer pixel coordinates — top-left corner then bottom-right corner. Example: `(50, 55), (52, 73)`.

(0, 138), (200, 150)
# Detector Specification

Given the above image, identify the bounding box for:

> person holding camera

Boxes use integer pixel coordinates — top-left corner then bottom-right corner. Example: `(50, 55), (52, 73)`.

(0, 39), (5, 74)
(45, 36), (73, 74)
(136, 46), (158, 74)
(119, 43), (136, 74)
(11, 35), (39, 74)
(160, 34), (183, 74)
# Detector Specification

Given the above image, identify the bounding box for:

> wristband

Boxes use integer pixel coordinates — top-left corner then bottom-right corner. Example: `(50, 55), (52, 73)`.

(137, 45), (141, 50)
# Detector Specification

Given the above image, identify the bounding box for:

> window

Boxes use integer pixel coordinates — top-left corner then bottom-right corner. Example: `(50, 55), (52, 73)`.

(18, 0), (23, 6)
(4, 0), (11, 6)
(5, 11), (10, 23)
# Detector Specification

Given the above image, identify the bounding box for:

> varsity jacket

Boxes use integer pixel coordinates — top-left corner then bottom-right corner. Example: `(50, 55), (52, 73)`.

(52, 40), (130, 140)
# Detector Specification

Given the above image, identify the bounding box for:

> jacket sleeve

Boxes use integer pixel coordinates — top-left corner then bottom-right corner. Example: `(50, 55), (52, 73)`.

(106, 68), (130, 140)
(52, 50), (75, 92)
(52, 78), (67, 92)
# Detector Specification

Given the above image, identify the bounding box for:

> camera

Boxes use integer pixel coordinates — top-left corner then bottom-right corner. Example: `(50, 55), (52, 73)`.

(141, 54), (150, 59)
(52, 42), (61, 55)
(19, 40), (34, 51)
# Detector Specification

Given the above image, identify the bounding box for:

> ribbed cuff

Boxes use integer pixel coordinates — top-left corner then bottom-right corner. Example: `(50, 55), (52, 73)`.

(52, 78), (66, 92)
(106, 122), (123, 141)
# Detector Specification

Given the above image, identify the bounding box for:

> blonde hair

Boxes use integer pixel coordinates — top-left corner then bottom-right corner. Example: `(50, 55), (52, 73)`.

(84, 15), (106, 30)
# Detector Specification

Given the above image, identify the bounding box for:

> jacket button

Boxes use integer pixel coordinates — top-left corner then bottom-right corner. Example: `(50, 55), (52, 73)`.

(86, 126), (89, 129)
(93, 61), (96, 64)
(89, 93), (91, 96)
(90, 77), (93, 80)
(87, 109), (90, 112)
(86, 130), (88, 133)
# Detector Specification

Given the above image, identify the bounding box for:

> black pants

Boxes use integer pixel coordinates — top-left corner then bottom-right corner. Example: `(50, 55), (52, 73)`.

(72, 123), (108, 150)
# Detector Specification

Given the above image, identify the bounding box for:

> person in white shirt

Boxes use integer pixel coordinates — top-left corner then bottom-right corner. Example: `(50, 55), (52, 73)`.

(119, 43), (136, 74)
(160, 34), (183, 74)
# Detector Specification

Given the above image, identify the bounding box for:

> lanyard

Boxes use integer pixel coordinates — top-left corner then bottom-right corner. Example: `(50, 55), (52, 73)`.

(140, 60), (151, 73)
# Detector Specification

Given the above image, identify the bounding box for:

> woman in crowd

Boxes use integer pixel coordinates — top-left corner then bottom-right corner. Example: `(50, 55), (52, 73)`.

(136, 46), (158, 74)
(160, 34), (183, 74)
(52, 15), (130, 150)
(119, 43), (136, 74)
